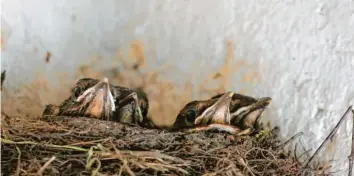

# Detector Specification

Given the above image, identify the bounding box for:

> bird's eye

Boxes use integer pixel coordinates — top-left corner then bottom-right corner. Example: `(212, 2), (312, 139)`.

(72, 87), (81, 98)
(185, 110), (196, 122)
(75, 91), (81, 98)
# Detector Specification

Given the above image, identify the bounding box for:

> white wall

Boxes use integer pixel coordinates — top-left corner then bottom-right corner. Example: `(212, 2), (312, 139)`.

(2, 0), (354, 174)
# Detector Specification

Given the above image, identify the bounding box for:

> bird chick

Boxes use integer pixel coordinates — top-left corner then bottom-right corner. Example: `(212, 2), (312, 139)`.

(42, 77), (151, 127)
(173, 91), (272, 135)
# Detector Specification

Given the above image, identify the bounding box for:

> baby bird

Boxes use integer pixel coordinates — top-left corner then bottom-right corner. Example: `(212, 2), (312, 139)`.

(42, 77), (152, 127)
(173, 91), (272, 135)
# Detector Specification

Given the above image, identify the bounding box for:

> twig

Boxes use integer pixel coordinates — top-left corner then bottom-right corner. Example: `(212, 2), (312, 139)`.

(1, 138), (89, 152)
(348, 107), (354, 176)
(146, 163), (189, 175)
(237, 157), (255, 176)
(15, 146), (21, 176)
(276, 132), (304, 149)
(70, 138), (112, 146)
(1, 70), (6, 90)
(86, 158), (101, 175)
(185, 124), (241, 135)
(298, 149), (312, 162)
(294, 143), (299, 161)
(299, 138), (311, 159)
(123, 160), (135, 176)
(37, 156), (56, 176)
(100, 150), (186, 164)
(305, 106), (353, 167)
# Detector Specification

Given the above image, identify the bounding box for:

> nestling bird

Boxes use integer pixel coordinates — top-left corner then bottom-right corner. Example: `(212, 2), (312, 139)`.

(42, 77), (152, 127)
(173, 91), (272, 135)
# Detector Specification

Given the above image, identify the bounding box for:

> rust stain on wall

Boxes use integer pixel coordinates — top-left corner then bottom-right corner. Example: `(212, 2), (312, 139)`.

(199, 40), (235, 95)
(238, 89), (246, 94)
(199, 40), (260, 97)
(1, 32), (5, 50)
(129, 40), (146, 69)
(241, 71), (259, 83)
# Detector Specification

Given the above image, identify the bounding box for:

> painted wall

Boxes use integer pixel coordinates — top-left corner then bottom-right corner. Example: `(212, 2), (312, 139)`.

(2, 0), (354, 174)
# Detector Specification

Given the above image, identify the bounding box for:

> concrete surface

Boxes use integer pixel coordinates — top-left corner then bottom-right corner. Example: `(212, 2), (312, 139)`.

(1, 0), (354, 175)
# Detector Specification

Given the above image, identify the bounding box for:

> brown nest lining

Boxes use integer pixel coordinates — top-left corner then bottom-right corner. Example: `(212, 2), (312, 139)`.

(1, 114), (327, 176)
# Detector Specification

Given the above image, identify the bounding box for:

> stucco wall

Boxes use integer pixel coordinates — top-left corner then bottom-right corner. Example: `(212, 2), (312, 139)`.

(2, 0), (354, 174)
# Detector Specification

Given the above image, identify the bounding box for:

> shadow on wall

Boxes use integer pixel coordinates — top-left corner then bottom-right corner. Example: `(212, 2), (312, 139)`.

(1, 40), (264, 127)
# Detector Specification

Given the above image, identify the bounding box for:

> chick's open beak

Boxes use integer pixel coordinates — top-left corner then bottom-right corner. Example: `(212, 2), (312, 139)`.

(76, 77), (115, 120)
(194, 91), (234, 125)
(257, 97), (272, 106)
(231, 96), (272, 129)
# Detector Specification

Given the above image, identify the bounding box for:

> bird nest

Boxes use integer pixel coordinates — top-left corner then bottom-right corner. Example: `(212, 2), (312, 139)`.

(1, 43), (332, 175)
(1, 114), (328, 176)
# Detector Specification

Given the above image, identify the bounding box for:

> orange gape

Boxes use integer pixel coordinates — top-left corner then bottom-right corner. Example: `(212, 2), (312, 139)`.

(85, 89), (105, 118)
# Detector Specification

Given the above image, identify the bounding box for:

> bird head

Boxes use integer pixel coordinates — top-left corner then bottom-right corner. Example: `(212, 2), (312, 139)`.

(173, 92), (235, 129)
(173, 92), (272, 130)
(59, 77), (116, 120)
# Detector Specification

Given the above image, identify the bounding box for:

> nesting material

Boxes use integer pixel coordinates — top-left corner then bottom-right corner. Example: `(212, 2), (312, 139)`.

(1, 114), (328, 176)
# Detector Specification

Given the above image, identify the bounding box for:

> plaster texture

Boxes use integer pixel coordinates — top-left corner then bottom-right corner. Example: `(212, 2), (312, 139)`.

(2, 0), (354, 174)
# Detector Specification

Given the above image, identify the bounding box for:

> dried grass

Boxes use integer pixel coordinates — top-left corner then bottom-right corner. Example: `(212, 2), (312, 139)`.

(1, 114), (329, 176)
